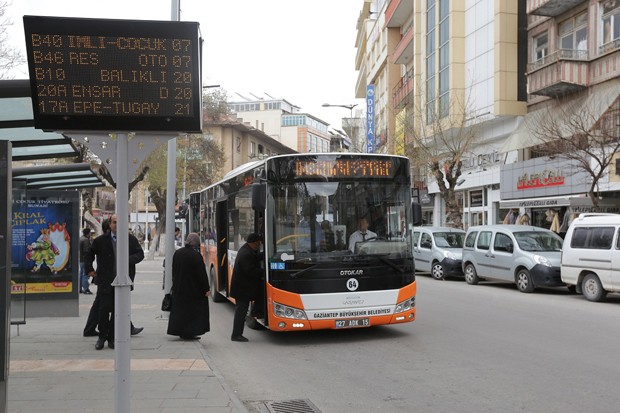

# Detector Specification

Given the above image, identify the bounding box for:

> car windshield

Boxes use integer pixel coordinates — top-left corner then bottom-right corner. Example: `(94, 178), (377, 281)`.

(514, 231), (563, 252)
(433, 232), (464, 248)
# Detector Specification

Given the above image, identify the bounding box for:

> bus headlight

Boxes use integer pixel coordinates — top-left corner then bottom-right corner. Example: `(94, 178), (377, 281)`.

(394, 296), (415, 314)
(273, 302), (307, 320)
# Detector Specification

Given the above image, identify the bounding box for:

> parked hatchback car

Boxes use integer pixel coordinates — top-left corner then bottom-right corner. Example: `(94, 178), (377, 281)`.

(413, 226), (465, 280)
(561, 213), (620, 302)
(462, 225), (564, 293)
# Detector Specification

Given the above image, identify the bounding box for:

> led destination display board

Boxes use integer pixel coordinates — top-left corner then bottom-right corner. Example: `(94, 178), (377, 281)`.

(23, 16), (202, 132)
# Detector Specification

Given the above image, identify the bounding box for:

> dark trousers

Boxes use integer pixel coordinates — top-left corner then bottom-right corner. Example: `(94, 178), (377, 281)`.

(84, 291), (138, 336)
(232, 299), (250, 338)
(98, 291), (115, 341)
(84, 294), (100, 335)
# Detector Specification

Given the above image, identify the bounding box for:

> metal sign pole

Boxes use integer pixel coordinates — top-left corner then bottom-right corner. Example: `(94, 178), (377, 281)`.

(113, 133), (132, 413)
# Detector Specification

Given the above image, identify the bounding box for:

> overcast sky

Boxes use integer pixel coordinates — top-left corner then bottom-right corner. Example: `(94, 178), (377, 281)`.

(5, 0), (365, 131)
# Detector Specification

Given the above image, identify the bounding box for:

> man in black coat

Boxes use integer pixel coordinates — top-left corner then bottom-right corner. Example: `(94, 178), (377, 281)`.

(230, 232), (263, 342)
(167, 233), (211, 340)
(83, 219), (144, 337)
(86, 214), (144, 350)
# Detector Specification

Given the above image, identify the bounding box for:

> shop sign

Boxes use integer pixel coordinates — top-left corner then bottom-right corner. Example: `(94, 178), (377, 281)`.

(517, 169), (565, 190)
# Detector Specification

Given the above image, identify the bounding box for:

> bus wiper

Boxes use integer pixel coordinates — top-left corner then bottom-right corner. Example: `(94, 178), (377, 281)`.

(290, 264), (318, 278)
(378, 257), (405, 273)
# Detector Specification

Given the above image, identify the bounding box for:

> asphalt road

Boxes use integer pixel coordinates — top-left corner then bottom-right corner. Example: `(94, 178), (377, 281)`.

(202, 275), (620, 413)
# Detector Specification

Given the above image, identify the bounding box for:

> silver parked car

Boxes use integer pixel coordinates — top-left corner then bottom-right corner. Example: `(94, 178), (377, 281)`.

(413, 226), (465, 280)
(462, 225), (564, 293)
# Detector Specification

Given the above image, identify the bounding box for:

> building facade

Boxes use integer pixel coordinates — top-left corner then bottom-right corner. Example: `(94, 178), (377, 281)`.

(499, 0), (620, 230)
(362, 0), (527, 227)
(229, 97), (331, 153)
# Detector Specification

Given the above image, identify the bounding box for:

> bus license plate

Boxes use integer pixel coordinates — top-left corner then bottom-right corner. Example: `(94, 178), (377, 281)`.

(335, 318), (370, 329)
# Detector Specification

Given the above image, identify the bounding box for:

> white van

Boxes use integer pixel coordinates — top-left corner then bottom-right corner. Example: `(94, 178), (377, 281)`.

(462, 225), (565, 293)
(412, 227), (465, 280)
(561, 213), (620, 302)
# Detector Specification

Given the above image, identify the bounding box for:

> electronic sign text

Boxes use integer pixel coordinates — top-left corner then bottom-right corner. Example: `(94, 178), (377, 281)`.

(23, 16), (202, 132)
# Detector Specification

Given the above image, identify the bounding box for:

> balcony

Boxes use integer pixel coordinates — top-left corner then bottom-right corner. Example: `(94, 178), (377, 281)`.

(385, 0), (414, 28)
(393, 67), (414, 110)
(527, 0), (587, 17)
(393, 26), (413, 65)
(527, 49), (589, 97)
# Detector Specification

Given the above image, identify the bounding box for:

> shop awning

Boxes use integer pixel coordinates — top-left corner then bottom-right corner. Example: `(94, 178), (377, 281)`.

(500, 79), (620, 153)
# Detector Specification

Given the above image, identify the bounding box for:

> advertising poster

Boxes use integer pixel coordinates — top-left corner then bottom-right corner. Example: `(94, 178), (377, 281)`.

(11, 190), (79, 296)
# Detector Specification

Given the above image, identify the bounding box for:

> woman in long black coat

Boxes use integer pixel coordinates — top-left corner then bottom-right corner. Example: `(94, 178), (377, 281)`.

(167, 233), (211, 340)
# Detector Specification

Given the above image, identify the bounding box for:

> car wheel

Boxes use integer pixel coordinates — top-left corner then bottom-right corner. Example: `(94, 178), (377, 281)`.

(464, 263), (479, 285)
(516, 268), (535, 293)
(210, 267), (225, 303)
(582, 273), (607, 302)
(431, 262), (445, 280)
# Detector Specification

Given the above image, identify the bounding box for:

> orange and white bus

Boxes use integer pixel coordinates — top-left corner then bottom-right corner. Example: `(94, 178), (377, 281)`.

(189, 153), (421, 332)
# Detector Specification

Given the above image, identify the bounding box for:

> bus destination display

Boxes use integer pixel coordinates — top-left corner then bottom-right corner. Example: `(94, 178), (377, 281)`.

(294, 159), (395, 178)
(23, 16), (202, 132)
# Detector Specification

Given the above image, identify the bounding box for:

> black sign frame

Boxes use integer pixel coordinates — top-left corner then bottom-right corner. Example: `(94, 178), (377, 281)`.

(23, 15), (202, 132)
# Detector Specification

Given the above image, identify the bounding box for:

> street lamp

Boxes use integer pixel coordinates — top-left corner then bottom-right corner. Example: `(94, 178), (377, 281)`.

(322, 103), (357, 121)
(323, 103), (358, 146)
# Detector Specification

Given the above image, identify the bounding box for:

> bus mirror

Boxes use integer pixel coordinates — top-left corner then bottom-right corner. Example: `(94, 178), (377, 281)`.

(412, 202), (422, 226)
(252, 182), (266, 211)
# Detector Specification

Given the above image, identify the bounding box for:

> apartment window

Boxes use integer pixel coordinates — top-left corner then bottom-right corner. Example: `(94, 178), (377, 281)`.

(426, 0), (437, 124)
(249, 141), (255, 156)
(533, 32), (548, 61)
(438, 1), (449, 119)
(602, 0), (620, 45)
(559, 12), (588, 51)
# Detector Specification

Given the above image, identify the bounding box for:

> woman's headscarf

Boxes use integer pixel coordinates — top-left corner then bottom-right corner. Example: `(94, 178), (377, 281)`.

(185, 232), (200, 248)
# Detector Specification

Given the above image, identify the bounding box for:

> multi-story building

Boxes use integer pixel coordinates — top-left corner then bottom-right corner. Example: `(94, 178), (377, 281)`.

(363, 0), (527, 226)
(500, 0), (620, 229)
(355, 0), (402, 153)
(204, 116), (297, 174)
(229, 96), (331, 153)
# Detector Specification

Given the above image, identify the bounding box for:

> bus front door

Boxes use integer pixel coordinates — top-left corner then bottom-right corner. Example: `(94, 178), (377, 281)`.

(216, 200), (228, 298)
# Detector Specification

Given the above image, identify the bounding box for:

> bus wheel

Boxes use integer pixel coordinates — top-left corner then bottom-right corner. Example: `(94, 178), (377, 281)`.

(582, 273), (607, 302)
(246, 315), (261, 330)
(464, 264), (479, 285)
(210, 268), (225, 303)
(516, 268), (535, 293)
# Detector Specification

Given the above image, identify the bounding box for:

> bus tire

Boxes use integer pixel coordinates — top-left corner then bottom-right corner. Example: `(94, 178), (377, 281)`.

(210, 267), (225, 303)
(246, 315), (262, 330)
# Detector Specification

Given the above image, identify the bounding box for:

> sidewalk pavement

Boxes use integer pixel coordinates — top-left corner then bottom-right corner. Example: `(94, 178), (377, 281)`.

(7, 256), (249, 413)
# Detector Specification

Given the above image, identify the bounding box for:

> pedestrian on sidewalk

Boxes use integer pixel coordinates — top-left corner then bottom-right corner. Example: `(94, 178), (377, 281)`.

(230, 233), (263, 342)
(79, 228), (93, 294)
(86, 214), (144, 350)
(167, 232), (211, 340)
(83, 219), (145, 337)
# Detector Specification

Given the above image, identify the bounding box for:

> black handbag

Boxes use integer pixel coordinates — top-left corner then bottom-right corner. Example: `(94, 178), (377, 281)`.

(161, 293), (172, 311)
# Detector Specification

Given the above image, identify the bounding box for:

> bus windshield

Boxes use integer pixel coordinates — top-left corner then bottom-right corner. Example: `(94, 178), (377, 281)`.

(267, 179), (412, 261)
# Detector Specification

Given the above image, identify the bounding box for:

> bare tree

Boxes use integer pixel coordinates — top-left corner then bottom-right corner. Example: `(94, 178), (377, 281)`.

(0, 1), (25, 78)
(530, 94), (620, 208)
(404, 88), (481, 228)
